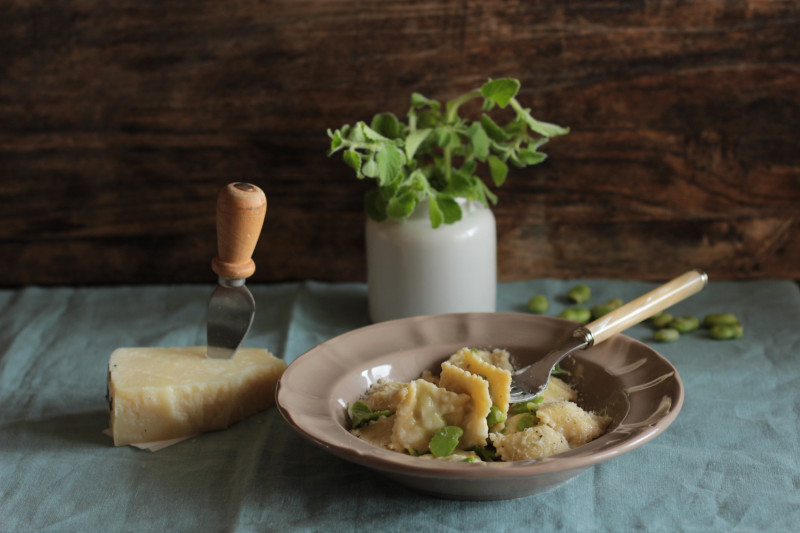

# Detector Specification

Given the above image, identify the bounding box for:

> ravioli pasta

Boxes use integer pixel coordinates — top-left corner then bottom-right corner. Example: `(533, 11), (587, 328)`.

(349, 347), (611, 462)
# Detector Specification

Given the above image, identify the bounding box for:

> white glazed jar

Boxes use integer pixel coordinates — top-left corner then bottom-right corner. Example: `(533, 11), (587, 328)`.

(365, 198), (497, 322)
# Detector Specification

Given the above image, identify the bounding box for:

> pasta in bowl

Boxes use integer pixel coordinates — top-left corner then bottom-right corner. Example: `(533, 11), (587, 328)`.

(350, 347), (612, 463)
(277, 313), (682, 500)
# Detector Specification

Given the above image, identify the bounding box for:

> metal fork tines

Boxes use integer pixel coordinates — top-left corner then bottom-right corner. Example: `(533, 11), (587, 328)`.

(508, 327), (593, 404)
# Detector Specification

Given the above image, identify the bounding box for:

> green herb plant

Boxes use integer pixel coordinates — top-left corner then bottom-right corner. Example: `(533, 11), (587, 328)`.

(327, 78), (569, 228)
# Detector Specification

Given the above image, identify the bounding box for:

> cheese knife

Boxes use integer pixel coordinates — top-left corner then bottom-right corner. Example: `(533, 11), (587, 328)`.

(206, 182), (267, 359)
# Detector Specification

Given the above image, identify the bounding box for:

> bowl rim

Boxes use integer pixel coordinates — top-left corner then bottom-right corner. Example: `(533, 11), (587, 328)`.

(276, 312), (684, 480)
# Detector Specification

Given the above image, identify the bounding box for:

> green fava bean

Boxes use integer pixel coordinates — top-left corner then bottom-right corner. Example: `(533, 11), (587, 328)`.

(558, 307), (591, 323)
(567, 284), (591, 304)
(527, 294), (549, 314)
(429, 426), (463, 457)
(710, 323), (744, 340)
(670, 315), (700, 333)
(654, 328), (680, 342)
(486, 405), (506, 427)
(703, 313), (739, 328)
(517, 413), (536, 431)
(650, 312), (673, 329)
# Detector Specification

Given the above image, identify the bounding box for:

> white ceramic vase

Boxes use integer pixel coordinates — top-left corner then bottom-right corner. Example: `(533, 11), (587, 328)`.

(365, 199), (497, 322)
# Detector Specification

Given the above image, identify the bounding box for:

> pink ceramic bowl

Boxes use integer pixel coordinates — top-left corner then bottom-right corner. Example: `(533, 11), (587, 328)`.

(276, 312), (683, 500)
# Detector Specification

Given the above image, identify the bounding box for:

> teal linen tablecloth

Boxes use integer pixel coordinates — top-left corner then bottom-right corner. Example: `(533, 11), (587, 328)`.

(1, 279), (799, 531)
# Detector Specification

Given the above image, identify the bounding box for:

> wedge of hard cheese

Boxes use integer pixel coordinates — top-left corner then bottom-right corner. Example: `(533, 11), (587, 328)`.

(108, 346), (286, 446)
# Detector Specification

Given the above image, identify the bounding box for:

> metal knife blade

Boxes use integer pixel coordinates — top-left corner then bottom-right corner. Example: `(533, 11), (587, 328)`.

(206, 182), (267, 359)
(206, 279), (256, 359)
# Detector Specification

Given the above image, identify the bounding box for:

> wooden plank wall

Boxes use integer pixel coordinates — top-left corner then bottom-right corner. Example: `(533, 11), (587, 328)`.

(1, 0), (798, 286)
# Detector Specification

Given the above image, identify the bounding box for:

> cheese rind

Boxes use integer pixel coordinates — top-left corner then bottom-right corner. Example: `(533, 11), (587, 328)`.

(108, 346), (286, 446)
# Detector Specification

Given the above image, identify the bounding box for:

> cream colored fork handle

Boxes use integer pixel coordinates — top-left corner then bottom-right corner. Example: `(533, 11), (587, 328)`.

(586, 270), (708, 345)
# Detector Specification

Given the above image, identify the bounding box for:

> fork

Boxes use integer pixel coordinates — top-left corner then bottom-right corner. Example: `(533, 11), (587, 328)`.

(509, 270), (708, 404)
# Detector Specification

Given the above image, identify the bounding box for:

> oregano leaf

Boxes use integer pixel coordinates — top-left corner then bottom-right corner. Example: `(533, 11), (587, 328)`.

(360, 122), (391, 142)
(530, 138), (549, 151)
(350, 401), (392, 429)
(428, 196), (444, 228)
(328, 129), (344, 153)
(362, 156), (379, 178)
(349, 401), (374, 429)
(435, 128), (458, 149)
(407, 168), (430, 191)
(480, 114), (510, 143)
(442, 170), (477, 200)
(386, 191), (417, 219)
(411, 92), (440, 112)
(378, 182), (398, 201)
(480, 78), (521, 109)
(518, 110), (571, 137)
(371, 112), (402, 139)
(460, 159), (477, 175)
(477, 179), (499, 205)
(376, 145), (404, 186)
(342, 149), (362, 174)
(349, 122), (366, 143)
(405, 128), (432, 161)
(364, 190), (387, 222)
(416, 109), (440, 129)
(437, 195), (463, 224)
(467, 122), (490, 162)
(517, 149), (547, 165)
(488, 155), (508, 186)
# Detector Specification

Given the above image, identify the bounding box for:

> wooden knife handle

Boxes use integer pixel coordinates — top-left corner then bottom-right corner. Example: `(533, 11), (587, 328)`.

(211, 182), (267, 280)
(586, 269), (708, 345)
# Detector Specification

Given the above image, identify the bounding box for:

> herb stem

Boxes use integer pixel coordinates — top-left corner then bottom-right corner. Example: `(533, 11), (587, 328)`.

(442, 90), (481, 183)
(508, 97), (524, 119)
(341, 140), (379, 152)
(445, 90), (482, 124)
(443, 145), (452, 183)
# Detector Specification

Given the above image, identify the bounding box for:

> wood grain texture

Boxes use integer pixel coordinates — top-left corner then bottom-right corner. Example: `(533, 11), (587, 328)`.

(0, 0), (798, 286)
